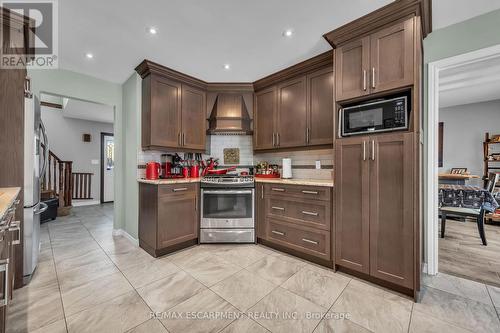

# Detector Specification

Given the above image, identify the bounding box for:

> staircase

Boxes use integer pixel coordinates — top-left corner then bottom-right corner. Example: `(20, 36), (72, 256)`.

(41, 146), (94, 215)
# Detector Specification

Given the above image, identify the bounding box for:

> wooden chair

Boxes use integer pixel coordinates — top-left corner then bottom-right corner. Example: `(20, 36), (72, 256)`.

(440, 172), (499, 246)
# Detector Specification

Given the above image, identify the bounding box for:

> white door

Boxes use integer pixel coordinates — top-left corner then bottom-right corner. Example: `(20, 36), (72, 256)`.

(102, 133), (114, 203)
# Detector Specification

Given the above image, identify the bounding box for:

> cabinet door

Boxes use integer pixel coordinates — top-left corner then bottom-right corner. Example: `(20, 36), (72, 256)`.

(276, 76), (307, 148)
(157, 189), (198, 248)
(335, 37), (370, 101)
(370, 17), (414, 94)
(181, 84), (206, 150)
(256, 184), (266, 240)
(307, 67), (334, 146)
(147, 75), (182, 149)
(369, 133), (414, 288)
(254, 86), (277, 150)
(335, 136), (370, 273)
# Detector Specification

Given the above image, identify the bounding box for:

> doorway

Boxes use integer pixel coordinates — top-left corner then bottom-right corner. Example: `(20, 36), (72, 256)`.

(101, 132), (114, 203)
(426, 44), (500, 283)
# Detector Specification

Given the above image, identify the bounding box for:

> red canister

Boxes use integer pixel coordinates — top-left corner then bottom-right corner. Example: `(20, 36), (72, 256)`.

(145, 162), (160, 180)
(190, 165), (199, 178)
(182, 166), (190, 178)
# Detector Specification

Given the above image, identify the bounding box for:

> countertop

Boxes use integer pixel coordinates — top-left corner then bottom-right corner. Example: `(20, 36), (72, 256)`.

(138, 177), (334, 187)
(0, 187), (21, 221)
(138, 178), (202, 185)
(254, 178), (334, 187)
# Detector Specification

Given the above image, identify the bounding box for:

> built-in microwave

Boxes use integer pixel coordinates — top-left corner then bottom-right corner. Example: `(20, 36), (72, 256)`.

(339, 95), (409, 137)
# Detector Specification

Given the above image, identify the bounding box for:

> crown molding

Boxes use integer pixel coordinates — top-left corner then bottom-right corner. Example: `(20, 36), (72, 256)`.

(135, 59), (207, 90)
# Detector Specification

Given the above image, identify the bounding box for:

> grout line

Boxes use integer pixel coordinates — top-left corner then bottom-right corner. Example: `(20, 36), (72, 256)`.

(407, 302), (415, 333)
(486, 285), (500, 322)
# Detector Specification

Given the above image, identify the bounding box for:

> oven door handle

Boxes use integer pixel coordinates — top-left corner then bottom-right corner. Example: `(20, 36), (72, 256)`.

(202, 190), (253, 195)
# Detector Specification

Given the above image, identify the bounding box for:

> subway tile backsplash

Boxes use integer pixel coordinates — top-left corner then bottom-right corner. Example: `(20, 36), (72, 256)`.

(137, 135), (333, 180)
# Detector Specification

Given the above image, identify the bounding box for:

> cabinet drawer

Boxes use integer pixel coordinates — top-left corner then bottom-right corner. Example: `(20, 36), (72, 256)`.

(267, 219), (330, 260)
(267, 197), (330, 231)
(159, 183), (198, 196)
(265, 184), (331, 202)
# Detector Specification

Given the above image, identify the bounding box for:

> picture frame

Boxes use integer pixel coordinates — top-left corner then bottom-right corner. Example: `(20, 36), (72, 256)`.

(450, 168), (467, 175)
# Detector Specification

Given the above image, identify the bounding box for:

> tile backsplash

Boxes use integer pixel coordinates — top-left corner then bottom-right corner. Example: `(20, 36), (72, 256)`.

(137, 135), (333, 180)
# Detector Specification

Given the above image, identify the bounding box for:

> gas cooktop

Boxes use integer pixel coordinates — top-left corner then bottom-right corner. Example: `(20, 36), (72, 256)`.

(201, 174), (254, 188)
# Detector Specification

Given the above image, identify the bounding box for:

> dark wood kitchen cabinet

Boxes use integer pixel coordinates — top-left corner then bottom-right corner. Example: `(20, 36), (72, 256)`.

(254, 86), (277, 150)
(139, 182), (199, 257)
(136, 60), (207, 152)
(253, 51), (333, 151)
(276, 76), (307, 148)
(334, 132), (414, 288)
(181, 85), (206, 150)
(335, 17), (414, 101)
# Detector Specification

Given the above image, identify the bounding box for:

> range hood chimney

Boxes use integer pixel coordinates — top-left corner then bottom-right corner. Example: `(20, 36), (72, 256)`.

(207, 94), (253, 135)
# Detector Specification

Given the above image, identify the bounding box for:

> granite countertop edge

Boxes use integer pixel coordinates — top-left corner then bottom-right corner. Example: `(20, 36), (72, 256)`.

(137, 178), (333, 187)
(0, 187), (21, 221)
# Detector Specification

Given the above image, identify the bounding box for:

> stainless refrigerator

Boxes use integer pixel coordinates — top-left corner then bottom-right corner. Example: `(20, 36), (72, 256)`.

(23, 90), (48, 281)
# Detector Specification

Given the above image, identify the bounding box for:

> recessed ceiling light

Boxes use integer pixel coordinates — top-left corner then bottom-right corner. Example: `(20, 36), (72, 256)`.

(85, 52), (94, 59)
(223, 64), (231, 70)
(283, 29), (294, 37)
(147, 27), (158, 35)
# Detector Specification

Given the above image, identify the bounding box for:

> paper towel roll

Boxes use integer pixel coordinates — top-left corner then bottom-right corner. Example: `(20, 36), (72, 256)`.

(282, 158), (292, 179)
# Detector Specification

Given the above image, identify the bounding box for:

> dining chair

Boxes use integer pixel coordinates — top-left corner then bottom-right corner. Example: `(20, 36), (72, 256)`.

(440, 172), (499, 246)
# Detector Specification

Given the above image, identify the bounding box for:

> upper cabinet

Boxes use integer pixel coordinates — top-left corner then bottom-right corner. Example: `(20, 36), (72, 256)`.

(335, 17), (415, 102)
(136, 60), (207, 152)
(253, 51), (334, 151)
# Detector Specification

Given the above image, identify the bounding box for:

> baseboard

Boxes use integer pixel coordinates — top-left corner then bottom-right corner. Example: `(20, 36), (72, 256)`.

(422, 263), (428, 274)
(112, 229), (139, 246)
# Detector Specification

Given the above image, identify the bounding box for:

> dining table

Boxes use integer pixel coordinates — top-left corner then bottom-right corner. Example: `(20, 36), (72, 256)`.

(438, 184), (499, 212)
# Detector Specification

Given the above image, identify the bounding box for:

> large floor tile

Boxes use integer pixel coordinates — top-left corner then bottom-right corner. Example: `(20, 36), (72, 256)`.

(161, 289), (239, 333)
(487, 285), (500, 307)
(57, 258), (120, 289)
(176, 253), (241, 286)
(121, 257), (181, 288)
(282, 267), (350, 309)
(213, 245), (268, 268)
(331, 280), (412, 333)
(408, 310), (473, 333)
(414, 286), (500, 333)
(422, 272), (491, 305)
(126, 319), (167, 333)
(107, 247), (156, 270)
(246, 255), (303, 285)
(220, 315), (268, 333)
(55, 248), (112, 272)
(61, 271), (134, 316)
(29, 320), (67, 333)
(136, 270), (206, 312)
(66, 291), (151, 333)
(7, 281), (65, 333)
(211, 269), (276, 311)
(313, 317), (371, 333)
(26, 260), (58, 288)
(249, 287), (325, 333)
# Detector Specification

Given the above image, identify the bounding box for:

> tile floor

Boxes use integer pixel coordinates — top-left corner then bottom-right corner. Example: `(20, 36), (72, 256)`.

(7, 204), (500, 333)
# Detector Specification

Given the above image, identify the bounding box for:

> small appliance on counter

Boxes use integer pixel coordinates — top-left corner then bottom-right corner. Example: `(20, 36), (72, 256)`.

(255, 161), (280, 178)
(145, 162), (160, 180)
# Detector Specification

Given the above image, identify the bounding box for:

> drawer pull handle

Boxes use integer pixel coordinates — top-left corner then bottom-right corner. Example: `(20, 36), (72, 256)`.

(302, 238), (318, 245)
(302, 211), (318, 216)
(302, 190), (319, 195)
(272, 188), (285, 192)
(9, 221), (21, 245)
(271, 230), (285, 236)
(0, 259), (9, 307)
(14, 199), (20, 205)
(272, 206), (285, 211)
(173, 188), (188, 192)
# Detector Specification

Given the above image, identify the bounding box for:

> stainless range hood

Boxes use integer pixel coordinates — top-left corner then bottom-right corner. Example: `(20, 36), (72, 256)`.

(207, 94), (253, 135)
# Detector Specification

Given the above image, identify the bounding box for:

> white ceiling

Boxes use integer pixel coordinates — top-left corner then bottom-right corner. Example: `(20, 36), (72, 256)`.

(41, 94), (114, 123)
(57, 0), (500, 84)
(439, 55), (500, 108)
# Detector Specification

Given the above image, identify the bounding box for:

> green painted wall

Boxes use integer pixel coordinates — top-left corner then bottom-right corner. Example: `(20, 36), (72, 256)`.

(121, 73), (142, 239)
(28, 69), (125, 232)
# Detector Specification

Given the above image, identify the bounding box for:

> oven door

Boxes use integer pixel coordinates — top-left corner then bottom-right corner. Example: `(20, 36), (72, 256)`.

(201, 189), (254, 228)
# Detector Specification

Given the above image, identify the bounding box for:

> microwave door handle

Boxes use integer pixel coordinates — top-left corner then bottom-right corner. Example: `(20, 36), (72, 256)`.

(338, 109), (342, 138)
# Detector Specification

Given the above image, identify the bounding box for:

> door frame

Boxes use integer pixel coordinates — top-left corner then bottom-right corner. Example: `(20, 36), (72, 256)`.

(426, 43), (500, 275)
(100, 132), (114, 204)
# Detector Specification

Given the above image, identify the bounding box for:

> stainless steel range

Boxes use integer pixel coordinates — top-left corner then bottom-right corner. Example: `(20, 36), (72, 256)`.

(200, 174), (255, 243)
